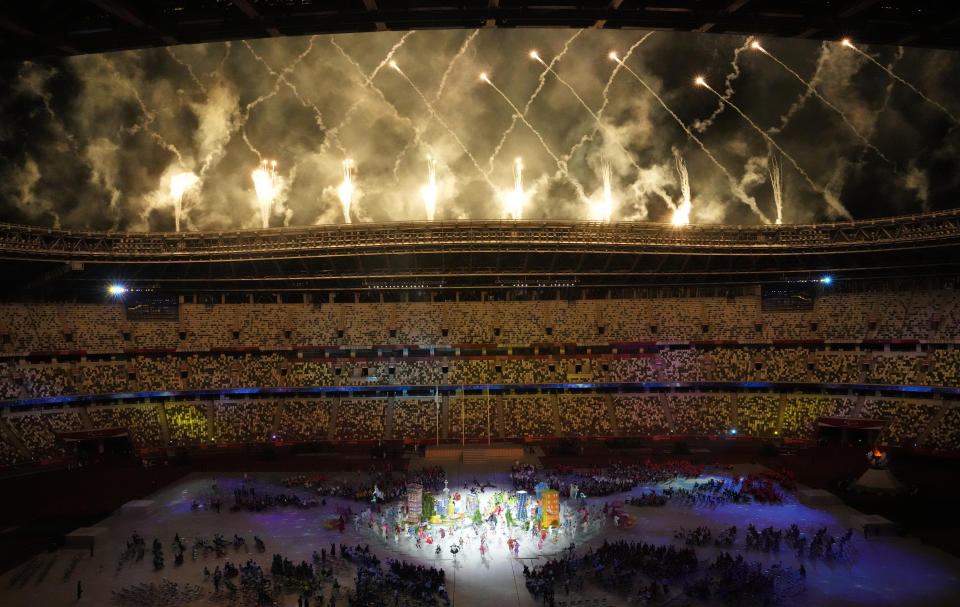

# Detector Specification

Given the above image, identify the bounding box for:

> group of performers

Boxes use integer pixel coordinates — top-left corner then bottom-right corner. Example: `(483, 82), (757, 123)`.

(341, 479), (632, 561)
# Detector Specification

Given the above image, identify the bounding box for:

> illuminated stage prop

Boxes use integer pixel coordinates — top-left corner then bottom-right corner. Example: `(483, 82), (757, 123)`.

(465, 492), (479, 514)
(437, 479), (450, 517)
(852, 448), (904, 494)
(534, 482), (549, 499)
(406, 483), (423, 522)
(541, 489), (560, 527)
(516, 490), (528, 520)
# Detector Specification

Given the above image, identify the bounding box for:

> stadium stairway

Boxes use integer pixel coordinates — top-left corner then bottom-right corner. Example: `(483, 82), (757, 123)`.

(918, 402), (952, 445)
(728, 393), (739, 430)
(776, 393), (787, 432)
(384, 397), (395, 441)
(204, 402), (215, 439)
(461, 444), (523, 465)
(851, 394), (868, 418)
(439, 396), (449, 440)
(604, 394), (621, 436)
(327, 398), (340, 441)
(550, 393), (561, 437)
(156, 403), (172, 445)
(494, 396), (505, 439)
(423, 445), (461, 462)
(659, 392), (675, 433)
(0, 418), (31, 460)
(269, 403), (282, 440)
(76, 407), (93, 430)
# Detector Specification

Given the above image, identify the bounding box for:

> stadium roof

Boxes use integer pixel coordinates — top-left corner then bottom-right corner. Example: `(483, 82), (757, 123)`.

(1, 1), (959, 60)
(1, 209), (959, 296)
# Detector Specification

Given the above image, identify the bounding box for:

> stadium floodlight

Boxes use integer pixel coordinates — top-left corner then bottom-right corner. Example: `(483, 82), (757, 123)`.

(821, 276), (833, 285)
(108, 284), (127, 296)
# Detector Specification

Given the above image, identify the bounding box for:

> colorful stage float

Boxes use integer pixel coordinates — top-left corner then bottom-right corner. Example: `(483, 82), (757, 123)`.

(332, 475), (622, 558)
(366, 479), (576, 536)
(321, 477), (618, 547)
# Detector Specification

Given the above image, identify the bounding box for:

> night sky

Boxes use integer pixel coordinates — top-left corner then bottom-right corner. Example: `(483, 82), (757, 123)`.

(0, 29), (957, 231)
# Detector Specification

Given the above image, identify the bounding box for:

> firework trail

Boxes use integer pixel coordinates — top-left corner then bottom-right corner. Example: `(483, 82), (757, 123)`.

(693, 38), (752, 133)
(878, 47), (905, 116)
(844, 39), (959, 124)
(698, 77), (852, 220)
(209, 42), (232, 81)
(768, 150), (783, 225)
(752, 41), (891, 164)
(392, 136), (421, 182)
(166, 47), (207, 96)
(393, 30), (480, 182)
(100, 56), (184, 163)
(392, 62), (496, 191)
(858, 46), (904, 165)
(531, 51), (647, 186)
(330, 32), (415, 136)
(612, 55), (769, 223)
(328, 36), (426, 159)
(481, 72), (586, 201)
(434, 30), (479, 103)
(562, 32), (655, 165)
(238, 38), (318, 159)
(768, 42), (829, 137)
(672, 149), (691, 225)
(421, 155), (438, 221)
(243, 38), (326, 130)
(338, 159), (355, 223)
(486, 29), (584, 172)
(17, 63), (79, 153)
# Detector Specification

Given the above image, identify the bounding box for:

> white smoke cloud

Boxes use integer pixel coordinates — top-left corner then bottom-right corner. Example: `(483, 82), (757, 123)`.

(7, 157), (56, 225)
(0, 29), (953, 232)
(900, 163), (929, 211)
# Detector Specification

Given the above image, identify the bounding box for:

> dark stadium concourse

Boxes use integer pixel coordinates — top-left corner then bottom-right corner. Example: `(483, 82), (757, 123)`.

(2, 1), (960, 60)
(3, 210), (960, 297)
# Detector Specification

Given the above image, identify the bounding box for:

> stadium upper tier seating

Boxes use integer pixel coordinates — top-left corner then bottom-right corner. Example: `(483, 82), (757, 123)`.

(1, 290), (958, 352)
(0, 289), (958, 465)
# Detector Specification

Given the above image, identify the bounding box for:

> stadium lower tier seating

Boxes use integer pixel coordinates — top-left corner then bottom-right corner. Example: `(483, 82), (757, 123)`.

(0, 391), (952, 467)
